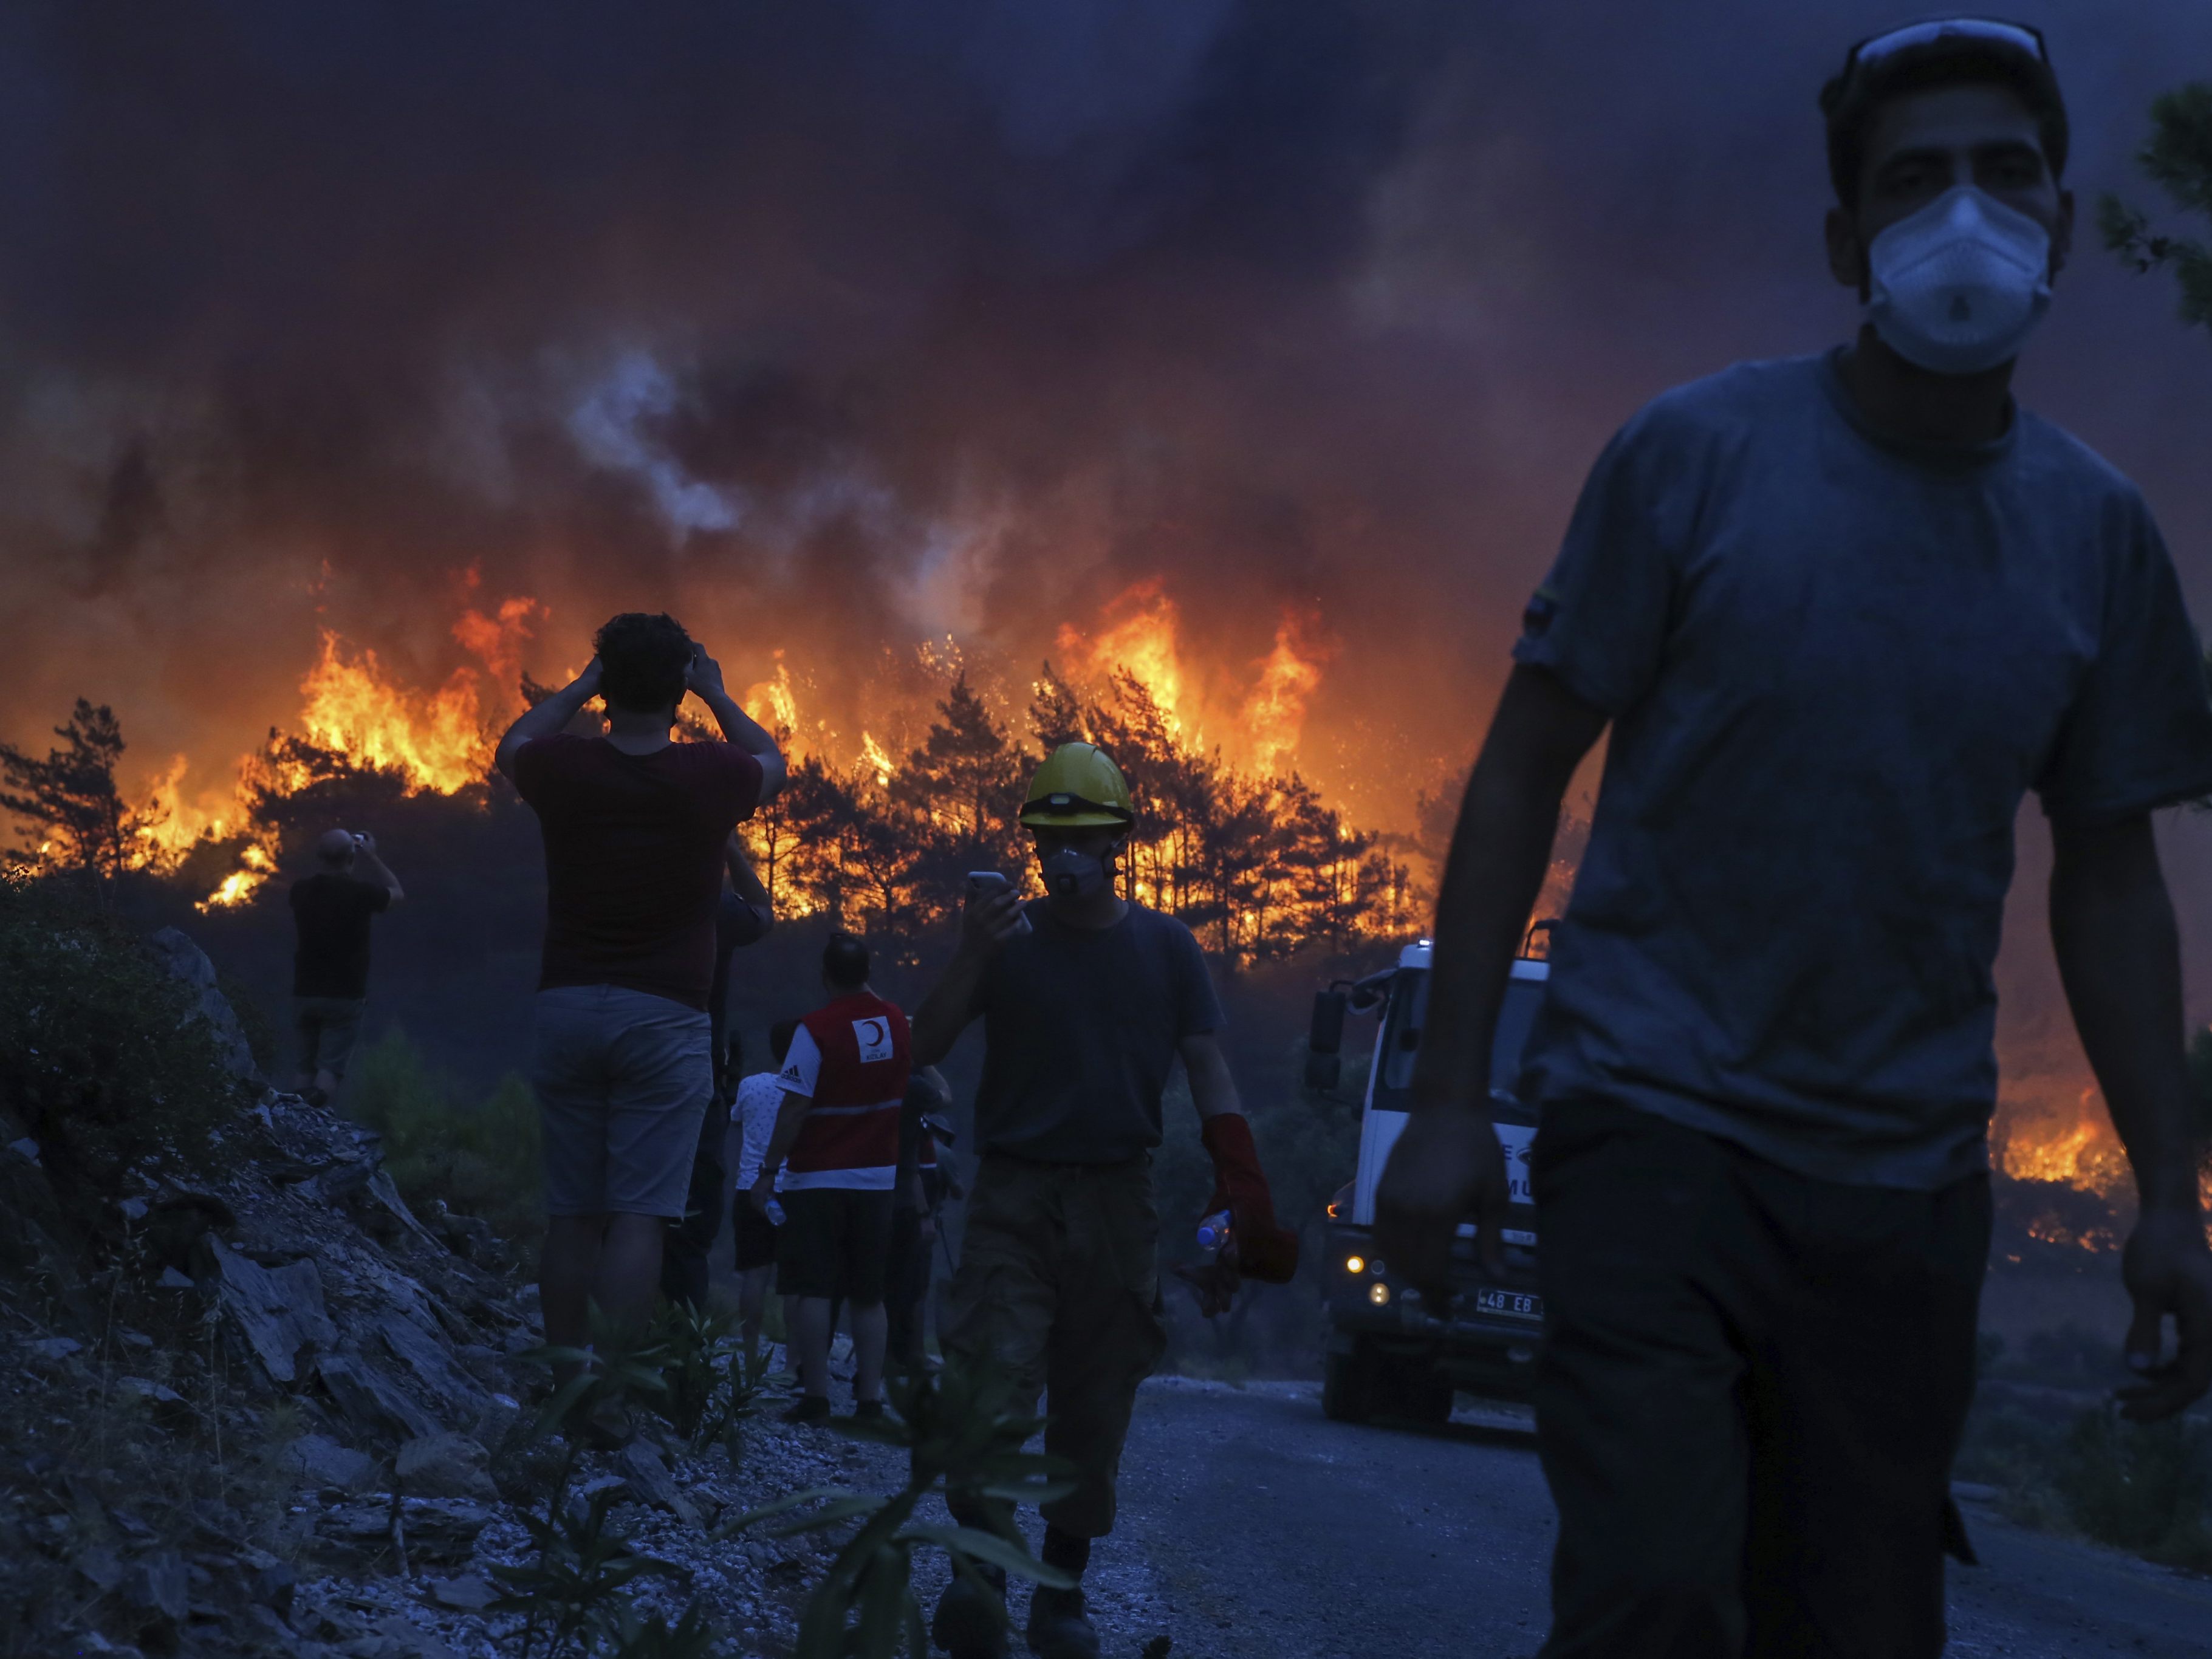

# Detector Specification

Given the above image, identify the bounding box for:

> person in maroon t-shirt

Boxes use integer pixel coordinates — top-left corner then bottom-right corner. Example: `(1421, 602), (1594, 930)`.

(495, 611), (786, 1369)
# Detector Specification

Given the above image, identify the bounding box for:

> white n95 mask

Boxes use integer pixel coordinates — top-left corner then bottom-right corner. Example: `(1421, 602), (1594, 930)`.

(1863, 185), (2053, 376)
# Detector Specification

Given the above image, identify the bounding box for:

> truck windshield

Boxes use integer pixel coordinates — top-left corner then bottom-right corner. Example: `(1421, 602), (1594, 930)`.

(1374, 968), (1546, 1103)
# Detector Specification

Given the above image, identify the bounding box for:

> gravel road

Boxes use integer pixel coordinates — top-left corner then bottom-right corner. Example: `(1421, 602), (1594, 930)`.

(1029, 1376), (2212, 1659)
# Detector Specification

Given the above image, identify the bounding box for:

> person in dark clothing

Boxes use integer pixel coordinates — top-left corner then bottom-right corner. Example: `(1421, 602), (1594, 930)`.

(496, 612), (785, 1360)
(660, 834), (774, 1312)
(911, 743), (1302, 1659)
(884, 1067), (952, 1370)
(289, 827), (403, 1104)
(1376, 24), (2212, 1658)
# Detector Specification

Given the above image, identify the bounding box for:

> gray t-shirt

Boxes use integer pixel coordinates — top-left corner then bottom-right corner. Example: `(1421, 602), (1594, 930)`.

(1515, 351), (2212, 1189)
(970, 901), (1224, 1163)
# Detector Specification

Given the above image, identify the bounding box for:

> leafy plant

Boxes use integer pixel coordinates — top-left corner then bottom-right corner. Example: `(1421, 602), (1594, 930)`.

(491, 1486), (689, 1659)
(654, 1302), (778, 1455)
(2101, 82), (2212, 338)
(0, 871), (239, 1194)
(346, 1028), (543, 1243)
(595, 1601), (724, 1659)
(2057, 1409), (2212, 1570)
(720, 1356), (1074, 1659)
(493, 1312), (702, 1659)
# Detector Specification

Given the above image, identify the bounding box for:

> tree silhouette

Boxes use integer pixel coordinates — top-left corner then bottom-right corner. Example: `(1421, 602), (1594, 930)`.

(2101, 82), (2212, 338)
(897, 672), (1027, 910)
(0, 699), (137, 880)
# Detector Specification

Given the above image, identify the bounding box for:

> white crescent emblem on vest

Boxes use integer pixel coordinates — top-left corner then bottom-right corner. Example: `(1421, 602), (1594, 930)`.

(852, 1017), (893, 1062)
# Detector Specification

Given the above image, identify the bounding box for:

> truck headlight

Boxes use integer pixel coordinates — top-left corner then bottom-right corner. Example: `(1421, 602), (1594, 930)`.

(1344, 1254), (1365, 1274)
(1368, 1282), (1391, 1307)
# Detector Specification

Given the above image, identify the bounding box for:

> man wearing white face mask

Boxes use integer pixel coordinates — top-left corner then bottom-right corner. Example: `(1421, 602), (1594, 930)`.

(1377, 18), (2212, 1658)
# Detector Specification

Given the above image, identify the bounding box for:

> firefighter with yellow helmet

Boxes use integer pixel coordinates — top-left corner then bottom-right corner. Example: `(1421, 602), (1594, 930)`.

(911, 742), (1299, 1659)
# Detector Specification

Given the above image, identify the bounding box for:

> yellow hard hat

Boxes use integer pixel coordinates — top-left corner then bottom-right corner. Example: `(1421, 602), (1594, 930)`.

(1021, 743), (1134, 829)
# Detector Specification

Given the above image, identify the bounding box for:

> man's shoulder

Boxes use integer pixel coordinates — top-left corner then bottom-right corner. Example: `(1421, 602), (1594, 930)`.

(830, 988), (906, 1015)
(1125, 901), (1203, 947)
(521, 732), (594, 760)
(666, 738), (760, 780)
(2012, 407), (2150, 514)
(1624, 355), (1823, 451)
(513, 731), (595, 785)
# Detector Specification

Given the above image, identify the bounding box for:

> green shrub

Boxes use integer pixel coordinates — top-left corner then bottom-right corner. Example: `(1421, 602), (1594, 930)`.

(0, 871), (238, 1195)
(346, 1028), (543, 1245)
(2058, 1410), (2212, 1570)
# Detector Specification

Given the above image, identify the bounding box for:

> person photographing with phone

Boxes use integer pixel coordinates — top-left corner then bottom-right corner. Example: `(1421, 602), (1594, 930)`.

(910, 742), (1300, 1659)
(290, 826), (404, 1105)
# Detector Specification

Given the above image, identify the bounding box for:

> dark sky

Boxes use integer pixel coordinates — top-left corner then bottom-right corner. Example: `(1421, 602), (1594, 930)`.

(4, 1), (2211, 1061)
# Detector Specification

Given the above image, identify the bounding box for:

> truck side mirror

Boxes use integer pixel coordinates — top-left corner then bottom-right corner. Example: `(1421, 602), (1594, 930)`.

(1308, 988), (1346, 1055)
(1305, 988), (1346, 1090)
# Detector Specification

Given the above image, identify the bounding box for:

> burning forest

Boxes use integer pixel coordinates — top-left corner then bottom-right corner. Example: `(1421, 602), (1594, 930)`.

(10, 7), (2212, 1657)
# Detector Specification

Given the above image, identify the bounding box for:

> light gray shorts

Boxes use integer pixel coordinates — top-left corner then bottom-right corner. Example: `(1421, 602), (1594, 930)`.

(295, 996), (367, 1081)
(532, 984), (713, 1219)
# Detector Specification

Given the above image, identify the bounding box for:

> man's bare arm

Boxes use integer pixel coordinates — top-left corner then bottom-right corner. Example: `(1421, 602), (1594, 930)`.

(354, 839), (403, 902)
(747, 1091), (813, 1214)
(1179, 1031), (1242, 1122)
(496, 660), (602, 781)
(911, 889), (1022, 1065)
(2050, 814), (2212, 1420)
(726, 834), (773, 921)
(1374, 665), (1607, 1287)
(686, 649), (787, 802)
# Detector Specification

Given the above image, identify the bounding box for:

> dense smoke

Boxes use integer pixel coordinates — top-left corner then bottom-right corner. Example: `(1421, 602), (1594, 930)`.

(6, 2), (2212, 1128)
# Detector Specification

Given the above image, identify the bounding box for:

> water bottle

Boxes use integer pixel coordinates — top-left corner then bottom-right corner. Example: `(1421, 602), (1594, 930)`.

(765, 1197), (786, 1226)
(1196, 1209), (1232, 1254)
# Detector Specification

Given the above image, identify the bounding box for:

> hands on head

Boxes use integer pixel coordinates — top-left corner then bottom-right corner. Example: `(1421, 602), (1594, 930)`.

(685, 645), (725, 697)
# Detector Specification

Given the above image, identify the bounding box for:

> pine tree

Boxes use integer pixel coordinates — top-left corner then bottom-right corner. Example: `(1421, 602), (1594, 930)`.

(2101, 82), (2212, 337)
(1027, 662), (1087, 756)
(0, 699), (137, 878)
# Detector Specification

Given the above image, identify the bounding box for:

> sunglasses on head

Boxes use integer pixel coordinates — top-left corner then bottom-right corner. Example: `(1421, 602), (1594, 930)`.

(1842, 16), (2048, 80)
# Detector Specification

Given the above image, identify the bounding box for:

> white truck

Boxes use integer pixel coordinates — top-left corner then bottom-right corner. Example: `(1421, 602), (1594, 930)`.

(1307, 934), (1550, 1425)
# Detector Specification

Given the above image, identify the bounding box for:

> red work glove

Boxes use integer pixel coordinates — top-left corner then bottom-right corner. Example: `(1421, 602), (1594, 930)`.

(1200, 1113), (1300, 1284)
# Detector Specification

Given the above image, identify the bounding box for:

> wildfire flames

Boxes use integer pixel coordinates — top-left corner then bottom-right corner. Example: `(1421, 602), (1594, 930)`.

(1055, 579), (1329, 776)
(112, 576), (1332, 915)
(70, 583), (2190, 1245)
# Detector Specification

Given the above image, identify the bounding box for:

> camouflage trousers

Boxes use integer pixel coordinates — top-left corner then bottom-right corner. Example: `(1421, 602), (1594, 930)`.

(940, 1151), (1168, 1539)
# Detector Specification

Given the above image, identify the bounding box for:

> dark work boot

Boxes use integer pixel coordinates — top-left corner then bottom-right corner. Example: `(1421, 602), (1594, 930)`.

(1024, 1584), (1100, 1659)
(931, 1564), (1008, 1658)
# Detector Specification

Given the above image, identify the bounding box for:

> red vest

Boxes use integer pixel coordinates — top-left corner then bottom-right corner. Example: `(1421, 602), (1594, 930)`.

(780, 991), (911, 1190)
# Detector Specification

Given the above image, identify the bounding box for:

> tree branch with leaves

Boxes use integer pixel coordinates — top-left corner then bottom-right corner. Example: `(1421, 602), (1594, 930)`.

(2101, 82), (2212, 338)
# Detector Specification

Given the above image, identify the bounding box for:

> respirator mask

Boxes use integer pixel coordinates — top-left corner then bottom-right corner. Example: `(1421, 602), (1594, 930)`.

(1040, 841), (1120, 901)
(1862, 185), (2053, 376)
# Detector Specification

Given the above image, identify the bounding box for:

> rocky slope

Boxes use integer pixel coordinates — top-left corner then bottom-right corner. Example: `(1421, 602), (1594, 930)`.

(0, 928), (920, 1659)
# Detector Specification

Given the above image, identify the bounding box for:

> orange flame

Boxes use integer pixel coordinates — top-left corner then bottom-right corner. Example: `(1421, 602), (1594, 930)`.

(113, 595), (539, 908)
(744, 656), (802, 752)
(298, 631), (496, 793)
(1241, 618), (1327, 778)
(1060, 579), (1186, 733)
(1994, 1088), (2131, 1196)
(860, 732), (895, 787)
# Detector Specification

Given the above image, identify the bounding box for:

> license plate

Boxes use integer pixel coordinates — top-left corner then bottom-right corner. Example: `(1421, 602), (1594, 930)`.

(1471, 1288), (1543, 1322)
